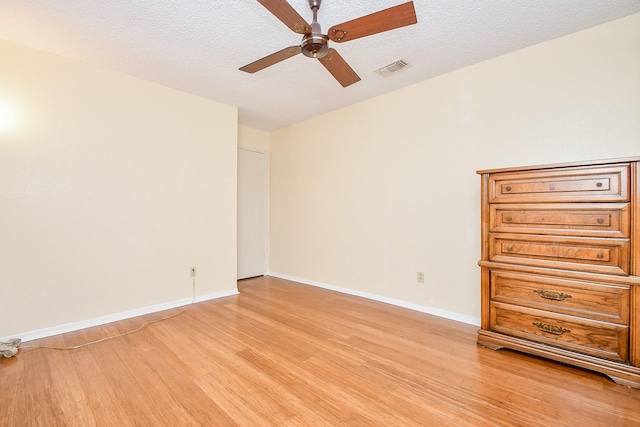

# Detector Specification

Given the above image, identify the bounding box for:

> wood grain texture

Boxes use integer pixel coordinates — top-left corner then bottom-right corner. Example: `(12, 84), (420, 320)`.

(478, 157), (640, 388)
(317, 48), (360, 87)
(256, 0), (311, 34)
(490, 270), (630, 324)
(2, 276), (640, 426)
(239, 46), (301, 74)
(487, 164), (630, 204)
(327, 2), (417, 43)
(632, 162), (640, 366)
(476, 156), (640, 175)
(490, 203), (631, 238)
(489, 233), (630, 276)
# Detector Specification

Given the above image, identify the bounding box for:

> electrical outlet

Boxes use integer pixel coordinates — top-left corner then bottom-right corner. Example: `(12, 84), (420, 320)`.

(190, 267), (197, 278)
(417, 271), (425, 283)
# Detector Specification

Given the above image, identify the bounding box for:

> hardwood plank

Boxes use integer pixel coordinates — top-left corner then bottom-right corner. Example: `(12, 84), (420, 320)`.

(2, 276), (639, 425)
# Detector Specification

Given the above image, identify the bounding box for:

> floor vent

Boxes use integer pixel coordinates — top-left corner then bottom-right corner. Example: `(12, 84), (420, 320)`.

(375, 59), (411, 76)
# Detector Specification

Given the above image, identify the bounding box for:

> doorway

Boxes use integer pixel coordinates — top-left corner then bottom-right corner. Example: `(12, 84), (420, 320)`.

(237, 148), (267, 279)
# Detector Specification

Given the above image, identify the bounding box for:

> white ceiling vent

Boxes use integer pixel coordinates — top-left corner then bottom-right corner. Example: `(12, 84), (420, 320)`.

(374, 59), (411, 77)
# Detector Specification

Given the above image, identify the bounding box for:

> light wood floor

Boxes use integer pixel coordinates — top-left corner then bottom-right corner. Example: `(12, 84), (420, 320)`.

(2, 276), (639, 426)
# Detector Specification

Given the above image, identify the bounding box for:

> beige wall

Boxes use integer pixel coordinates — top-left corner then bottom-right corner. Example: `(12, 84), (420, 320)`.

(0, 41), (238, 339)
(2, 13), (638, 339)
(238, 125), (269, 152)
(269, 14), (640, 322)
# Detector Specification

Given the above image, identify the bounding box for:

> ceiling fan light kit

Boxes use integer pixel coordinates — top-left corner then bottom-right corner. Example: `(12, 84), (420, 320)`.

(241, 0), (418, 87)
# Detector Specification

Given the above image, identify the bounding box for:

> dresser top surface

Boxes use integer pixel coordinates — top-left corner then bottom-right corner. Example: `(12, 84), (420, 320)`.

(477, 156), (640, 175)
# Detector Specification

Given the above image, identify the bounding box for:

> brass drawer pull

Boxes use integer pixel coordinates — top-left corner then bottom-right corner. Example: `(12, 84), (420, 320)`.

(596, 182), (603, 188)
(505, 246), (513, 252)
(597, 218), (604, 224)
(533, 289), (572, 301)
(597, 253), (604, 259)
(533, 322), (571, 335)
(505, 186), (512, 192)
(505, 216), (513, 221)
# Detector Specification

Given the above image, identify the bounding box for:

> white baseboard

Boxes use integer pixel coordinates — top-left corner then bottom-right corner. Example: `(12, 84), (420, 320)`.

(268, 272), (481, 327)
(4, 276), (480, 344)
(2, 288), (239, 343)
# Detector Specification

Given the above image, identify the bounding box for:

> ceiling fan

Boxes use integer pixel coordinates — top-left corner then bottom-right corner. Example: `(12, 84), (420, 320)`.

(240, 0), (417, 87)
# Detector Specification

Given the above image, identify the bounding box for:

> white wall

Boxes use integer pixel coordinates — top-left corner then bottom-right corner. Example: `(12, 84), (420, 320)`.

(269, 13), (640, 322)
(0, 41), (238, 339)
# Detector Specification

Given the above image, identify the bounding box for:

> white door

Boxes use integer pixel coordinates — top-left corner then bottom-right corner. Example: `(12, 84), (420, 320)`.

(237, 148), (267, 279)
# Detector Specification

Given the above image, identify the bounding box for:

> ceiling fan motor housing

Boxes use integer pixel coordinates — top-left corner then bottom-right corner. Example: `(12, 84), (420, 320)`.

(301, 33), (328, 58)
(301, 0), (327, 58)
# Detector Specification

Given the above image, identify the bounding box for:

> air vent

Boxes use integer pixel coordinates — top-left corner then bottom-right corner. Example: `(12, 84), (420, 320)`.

(374, 59), (411, 76)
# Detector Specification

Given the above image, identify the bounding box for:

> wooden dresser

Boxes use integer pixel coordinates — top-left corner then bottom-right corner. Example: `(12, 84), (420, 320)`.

(477, 157), (640, 388)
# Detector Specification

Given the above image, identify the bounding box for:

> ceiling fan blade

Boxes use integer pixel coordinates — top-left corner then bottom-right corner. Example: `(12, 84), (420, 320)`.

(256, 0), (312, 34)
(240, 46), (302, 73)
(327, 1), (417, 43)
(318, 48), (361, 87)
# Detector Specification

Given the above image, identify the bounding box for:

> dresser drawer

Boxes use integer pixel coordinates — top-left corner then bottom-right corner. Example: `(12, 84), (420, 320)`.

(490, 203), (630, 238)
(490, 270), (629, 324)
(489, 233), (630, 275)
(490, 302), (629, 362)
(488, 164), (629, 203)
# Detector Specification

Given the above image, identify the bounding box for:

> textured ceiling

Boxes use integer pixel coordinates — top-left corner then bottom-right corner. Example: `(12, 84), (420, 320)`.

(1, 1), (639, 131)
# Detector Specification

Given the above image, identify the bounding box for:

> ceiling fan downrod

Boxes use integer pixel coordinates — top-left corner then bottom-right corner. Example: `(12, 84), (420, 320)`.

(301, 0), (328, 58)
